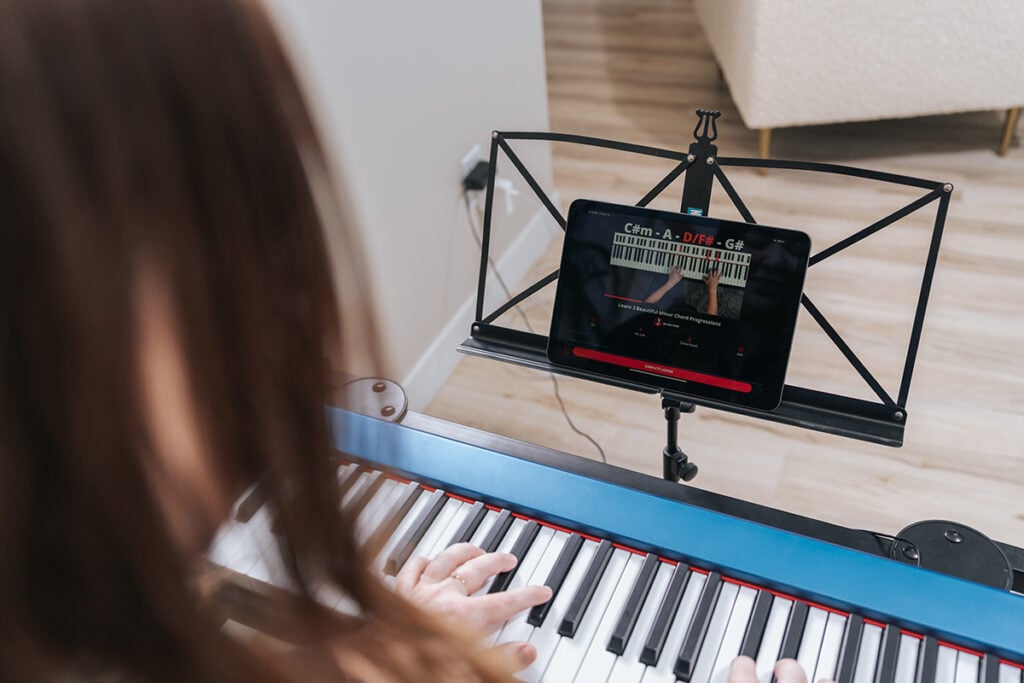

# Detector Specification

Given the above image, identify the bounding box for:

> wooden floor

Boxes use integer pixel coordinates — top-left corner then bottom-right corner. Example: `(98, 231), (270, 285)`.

(427, 0), (1024, 548)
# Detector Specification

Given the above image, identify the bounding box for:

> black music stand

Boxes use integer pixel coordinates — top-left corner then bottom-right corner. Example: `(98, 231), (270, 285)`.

(459, 110), (952, 481)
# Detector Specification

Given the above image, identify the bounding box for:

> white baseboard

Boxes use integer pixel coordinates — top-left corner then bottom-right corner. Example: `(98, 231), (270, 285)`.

(402, 205), (561, 412)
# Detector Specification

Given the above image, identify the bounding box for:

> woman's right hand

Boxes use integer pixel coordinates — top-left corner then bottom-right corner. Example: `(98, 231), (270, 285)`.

(730, 656), (832, 683)
(395, 542), (553, 670)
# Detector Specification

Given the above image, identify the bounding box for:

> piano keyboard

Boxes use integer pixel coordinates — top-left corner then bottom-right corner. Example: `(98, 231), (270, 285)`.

(207, 408), (1024, 681)
(610, 233), (751, 288)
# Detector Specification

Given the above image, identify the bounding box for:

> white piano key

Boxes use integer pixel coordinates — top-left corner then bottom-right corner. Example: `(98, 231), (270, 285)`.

(852, 624), (883, 683)
(522, 539), (598, 683)
(755, 597), (793, 683)
(956, 652), (981, 683)
(894, 634), (920, 683)
(468, 508), (500, 547)
(709, 586), (758, 683)
(355, 479), (400, 542)
(640, 571), (708, 683)
(606, 561), (674, 683)
(573, 552), (646, 682)
(999, 663), (1023, 683)
(486, 525), (555, 645)
(473, 517), (528, 596)
(207, 521), (251, 568)
(371, 487), (430, 573)
(427, 500), (473, 557)
(541, 548), (629, 682)
(935, 646), (959, 683)
(796, 607), (829, 683)
(407, 499), (464, 565)
(494, 527), (563, 647)
(689, 581), (741, 683)
(813, 612), (847, 683)
(230, 507), (272, 574)
(341, 471), (371, 507)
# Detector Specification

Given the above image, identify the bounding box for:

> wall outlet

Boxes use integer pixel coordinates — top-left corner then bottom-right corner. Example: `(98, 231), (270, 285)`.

(460, 144), (482, 180)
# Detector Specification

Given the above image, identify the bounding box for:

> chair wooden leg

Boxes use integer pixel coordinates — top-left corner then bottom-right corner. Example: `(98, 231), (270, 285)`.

(758, 128), (771, 175)
(999, 107), (1020, 156)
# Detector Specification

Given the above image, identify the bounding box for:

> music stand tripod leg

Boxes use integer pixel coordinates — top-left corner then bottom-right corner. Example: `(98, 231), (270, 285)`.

(662, 397), (698, 483)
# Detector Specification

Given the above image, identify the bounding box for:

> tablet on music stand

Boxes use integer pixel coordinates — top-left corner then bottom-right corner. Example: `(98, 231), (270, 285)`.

(548, 199), (810, 411)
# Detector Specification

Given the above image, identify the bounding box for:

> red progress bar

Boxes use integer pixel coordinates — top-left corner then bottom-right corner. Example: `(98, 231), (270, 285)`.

(571, 346), (752, 393)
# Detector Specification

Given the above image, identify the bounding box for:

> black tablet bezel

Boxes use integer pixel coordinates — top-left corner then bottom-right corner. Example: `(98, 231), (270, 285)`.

(547, 199), (811, 411)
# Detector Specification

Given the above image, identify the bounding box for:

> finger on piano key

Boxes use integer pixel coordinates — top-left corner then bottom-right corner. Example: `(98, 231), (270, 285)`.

(708, 586), (758, 683)
(954, 651), (980, 683)
(934, 644), (958, 683)
(738, 590), (774, 660)
(915, 637), (938, 683)
(608, 553), (661, 655)
(475, 518), (528, 596)
(641, 569), (708, 683)
(998, 660), (1023, 683)
(383, 488), (447, 576)
(835, 614), (865, 683)
(893, 634), (921, 683)
(447, 500), (488, 547)
(640, 562), (693, 667)
(874, 625), (902, 683)
(528, 533), (584, 628)
(479, 509), (515, 553)
(813, 612), (848, 683)
(684, 579), (738, 683)
(795, 607), (829, 683)
(558, 539), (615, 637)
(490, 520), (542, 594)
(574, 552), (647, 681)
(674, 571), (725, 681)
(493, 528), (565, 647)
(541, 548), (629, 681)
(521, 539), (598, 682)
(370, 484), (428, 572)
(754, 597), (792, 683)
(606, 560), (673, 683)
(852, 624), (883, 683)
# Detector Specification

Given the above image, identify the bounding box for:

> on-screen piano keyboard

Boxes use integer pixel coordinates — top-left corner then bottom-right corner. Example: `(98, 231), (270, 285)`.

(207, 408), (1024, 682)
(610, 234), (751, 288)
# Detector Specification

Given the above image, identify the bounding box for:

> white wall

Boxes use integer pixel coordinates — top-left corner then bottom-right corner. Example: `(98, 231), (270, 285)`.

(267, 2), (555, 409)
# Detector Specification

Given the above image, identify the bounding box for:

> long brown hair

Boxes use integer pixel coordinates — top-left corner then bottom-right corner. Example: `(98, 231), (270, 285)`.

(0, 0), (507, 680)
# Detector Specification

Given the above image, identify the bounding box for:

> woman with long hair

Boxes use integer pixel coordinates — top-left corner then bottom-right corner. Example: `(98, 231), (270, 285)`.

(0, 0), (549, 679)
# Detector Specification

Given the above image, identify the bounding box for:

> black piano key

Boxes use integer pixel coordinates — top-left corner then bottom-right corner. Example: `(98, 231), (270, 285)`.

(640, 561), (691, 666)
(835, 614), (865, 683)
(873, 624), (901, 683)
(558, 539), (614, 637)
(527, 533), (584, 627)
(607, 553), (660, 655)
(446, 500), (488, 546)
(916, 636), (939, 683)
(235, 482), (266, 522)
(365, 483), (422, 558)
(383, 488), (447, 576)
(772, 600), (809, 683)
(343, 470), (384, 517)
(738, 589), (774, 659)
(479, 509), (514, 553)
(674, 571), (723, 681)
(981, 653), (1003, 683)
(488, 520), (541, 593)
